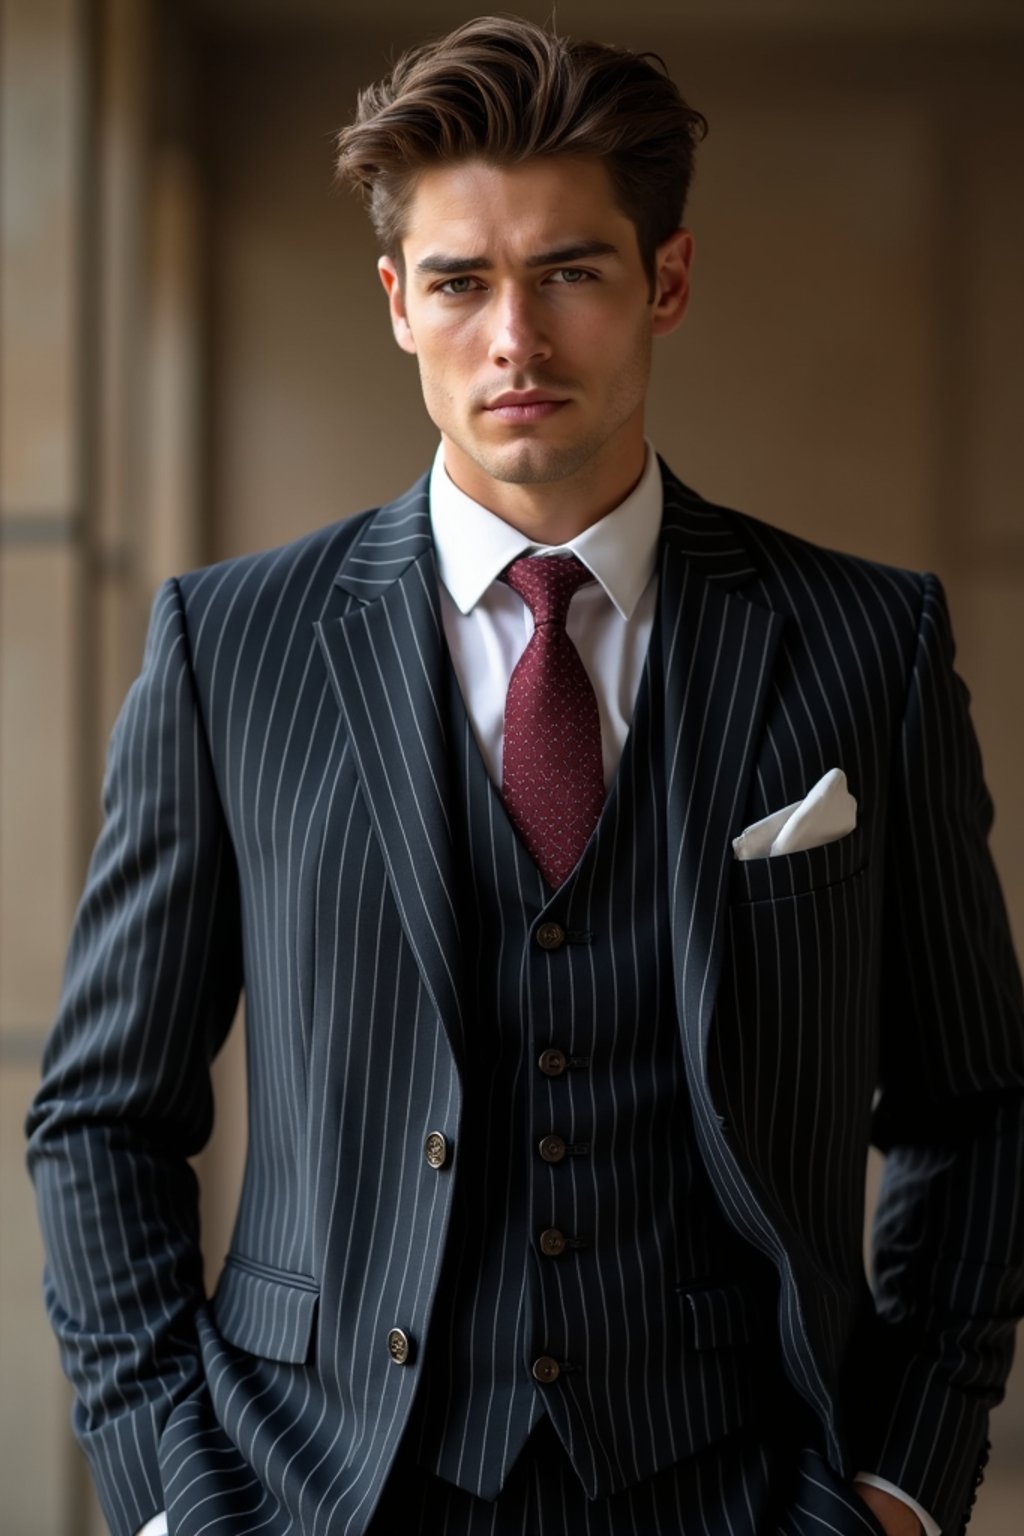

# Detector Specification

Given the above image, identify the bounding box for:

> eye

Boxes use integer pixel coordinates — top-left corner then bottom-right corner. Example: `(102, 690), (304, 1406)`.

(437, 276), (481, 296)
(550, 268), (592, 284)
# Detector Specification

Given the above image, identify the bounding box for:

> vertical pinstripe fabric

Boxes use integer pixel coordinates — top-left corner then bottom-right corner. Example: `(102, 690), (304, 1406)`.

(371, 1418), (899, 1536)
(26, 463), (1024, 1536)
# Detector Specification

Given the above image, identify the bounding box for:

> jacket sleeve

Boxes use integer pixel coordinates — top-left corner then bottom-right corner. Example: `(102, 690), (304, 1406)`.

(25, 577), (242, 1536)
(857, 572), (1024, 1532)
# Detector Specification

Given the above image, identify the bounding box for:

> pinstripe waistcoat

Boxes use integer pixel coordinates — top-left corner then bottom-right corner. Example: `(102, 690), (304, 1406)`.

(27, 461), (1024, 1536)
(413, 631), (780, 1501)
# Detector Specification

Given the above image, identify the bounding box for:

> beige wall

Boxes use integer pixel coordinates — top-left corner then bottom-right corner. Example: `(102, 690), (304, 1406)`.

(2, 3), (1021, 1531)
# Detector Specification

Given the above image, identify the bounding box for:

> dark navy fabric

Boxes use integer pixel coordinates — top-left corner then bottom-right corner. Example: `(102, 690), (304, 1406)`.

(372, 1416), (894, 1536)
(415, 620), (779, 1501)
(26, 461), (1024, 1536)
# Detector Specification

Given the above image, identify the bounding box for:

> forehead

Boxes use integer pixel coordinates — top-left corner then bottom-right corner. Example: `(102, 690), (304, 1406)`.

(400, 156), (637, 259)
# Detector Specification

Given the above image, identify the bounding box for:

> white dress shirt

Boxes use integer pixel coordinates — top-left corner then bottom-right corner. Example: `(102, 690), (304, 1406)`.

(133, 444), (935, 1536)
(430, 439), (662, 791)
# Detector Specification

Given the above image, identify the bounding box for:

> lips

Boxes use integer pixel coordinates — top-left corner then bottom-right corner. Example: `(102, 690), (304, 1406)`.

(484, 391), (569, 423)
(486, 390), (564, 408)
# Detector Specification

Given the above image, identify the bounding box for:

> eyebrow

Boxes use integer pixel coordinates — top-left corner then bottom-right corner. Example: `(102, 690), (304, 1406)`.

(414, 241), (621, 277)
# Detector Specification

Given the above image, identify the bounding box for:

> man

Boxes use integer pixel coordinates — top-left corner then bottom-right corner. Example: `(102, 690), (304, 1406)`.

(27, 16), (1024, 1536)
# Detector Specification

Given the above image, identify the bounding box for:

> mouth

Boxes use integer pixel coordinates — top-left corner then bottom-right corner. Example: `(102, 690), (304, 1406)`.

(483, 392), (569, 424)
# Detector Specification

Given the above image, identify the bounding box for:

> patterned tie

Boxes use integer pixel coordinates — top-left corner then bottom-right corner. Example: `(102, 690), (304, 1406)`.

(501, 554), (605, 888)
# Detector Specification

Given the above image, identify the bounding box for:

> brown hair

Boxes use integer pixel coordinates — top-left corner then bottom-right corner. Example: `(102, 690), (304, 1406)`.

(334, 15), (707, 293)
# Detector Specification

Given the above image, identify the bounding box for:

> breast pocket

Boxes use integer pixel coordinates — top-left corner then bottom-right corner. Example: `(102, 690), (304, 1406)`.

(722, 845), (872, 1056)
(713, 849), (877, 1236)
(728, 829), (865, 905)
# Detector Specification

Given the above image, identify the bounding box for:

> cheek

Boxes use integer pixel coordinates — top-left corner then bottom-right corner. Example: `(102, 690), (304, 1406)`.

(416, 325), (476, 388)
(413, 345), (463, 416)
(564, 303), (642, 360)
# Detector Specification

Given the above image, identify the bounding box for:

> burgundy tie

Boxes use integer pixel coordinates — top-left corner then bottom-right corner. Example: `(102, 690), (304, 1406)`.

(501, 554), (605, 888)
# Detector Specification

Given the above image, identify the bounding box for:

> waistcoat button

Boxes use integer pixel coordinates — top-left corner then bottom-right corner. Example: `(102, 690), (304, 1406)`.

(424, 1131), (449, 1169)
(387, 1327), (411, 1365)
(539, 1227), (567, 1257)
(538, 1134), (566, 1164)
(538, 1048), (567, 1077)
(535, 922), (566, 951)
(531, 1355), (561, 1384)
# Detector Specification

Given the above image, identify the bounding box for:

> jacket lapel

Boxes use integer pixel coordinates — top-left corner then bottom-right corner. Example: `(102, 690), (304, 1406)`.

(657, 468), (848, 1452)
(657, 464), (782, 1084)
(315, 475), (464, 1065)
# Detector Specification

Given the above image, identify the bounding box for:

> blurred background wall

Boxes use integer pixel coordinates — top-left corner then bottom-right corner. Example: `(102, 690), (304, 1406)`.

(1, 1), (1021, 1530)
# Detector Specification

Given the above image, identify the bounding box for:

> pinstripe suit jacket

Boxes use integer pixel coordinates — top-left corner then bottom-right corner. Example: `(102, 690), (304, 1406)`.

(28, 462), (1024, 1536)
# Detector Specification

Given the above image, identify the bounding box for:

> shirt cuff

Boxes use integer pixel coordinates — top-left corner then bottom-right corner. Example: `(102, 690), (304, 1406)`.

(135, 1515), (169, 1536)
(855, 1473), (940, 1536)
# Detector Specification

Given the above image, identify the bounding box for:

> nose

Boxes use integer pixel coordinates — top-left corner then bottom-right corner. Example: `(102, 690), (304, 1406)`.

(487, 285), (552, 369)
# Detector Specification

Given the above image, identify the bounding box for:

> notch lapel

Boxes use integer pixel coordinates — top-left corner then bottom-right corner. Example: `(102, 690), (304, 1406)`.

(657, 467), (782, 1085)
(315, 475), (464, 1065)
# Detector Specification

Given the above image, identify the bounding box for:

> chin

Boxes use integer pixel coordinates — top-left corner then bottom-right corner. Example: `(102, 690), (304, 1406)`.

(471, 437), (594, 488)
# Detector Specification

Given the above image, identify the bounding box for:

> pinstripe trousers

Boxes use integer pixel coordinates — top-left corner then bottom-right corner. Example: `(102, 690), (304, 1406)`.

(368, 1414), (890, 1535)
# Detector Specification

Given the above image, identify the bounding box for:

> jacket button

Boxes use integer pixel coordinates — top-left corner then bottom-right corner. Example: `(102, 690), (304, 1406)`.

(539, 1227), (567, 1257)
(538, 1134), (566, 1164)
(535, 922), (566, 951)
(538, 1048), (567, 1077)
(424, 1131), (449, 1169)
(532, 1355), (561, 1384)
(387, 1327), (411, 1365)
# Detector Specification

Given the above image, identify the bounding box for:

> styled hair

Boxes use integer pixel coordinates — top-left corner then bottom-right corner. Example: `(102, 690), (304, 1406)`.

(334, 15), (707, 291)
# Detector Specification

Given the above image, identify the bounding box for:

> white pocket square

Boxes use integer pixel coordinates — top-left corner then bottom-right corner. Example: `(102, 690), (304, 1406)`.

(731, 768), (857, 861)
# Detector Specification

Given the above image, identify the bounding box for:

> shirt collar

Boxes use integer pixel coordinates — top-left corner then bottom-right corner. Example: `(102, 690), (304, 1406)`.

(429, 440), (663, 620)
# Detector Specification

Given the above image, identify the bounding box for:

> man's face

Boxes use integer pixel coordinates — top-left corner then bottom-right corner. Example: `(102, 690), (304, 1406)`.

(378, 156), (692, 512)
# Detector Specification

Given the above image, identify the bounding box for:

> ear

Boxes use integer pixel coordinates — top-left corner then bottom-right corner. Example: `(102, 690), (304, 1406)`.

(378, 255), (417, 355)
(650, 229), (694, 337)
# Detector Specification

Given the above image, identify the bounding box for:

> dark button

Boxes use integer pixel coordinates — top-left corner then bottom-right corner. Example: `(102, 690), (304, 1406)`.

(387, 1327), (411, 1365)
(538, 1048), (567, 1077)
(532, 1355), (561, 1385)
(424, 1130), (449, 1169)
(539, 1227), (567, 1257)
(538, 1134), (566, 1164)
(535, 922), (566, 951)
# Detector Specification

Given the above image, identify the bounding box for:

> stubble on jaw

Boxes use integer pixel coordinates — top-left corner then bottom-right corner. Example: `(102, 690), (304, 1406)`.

(448, 432), (624, 487)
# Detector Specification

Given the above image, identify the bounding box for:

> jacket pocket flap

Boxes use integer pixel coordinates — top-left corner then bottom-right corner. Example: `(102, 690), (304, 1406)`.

(212, 1253), (319, 1364)
(683, 1283), (754, 1350)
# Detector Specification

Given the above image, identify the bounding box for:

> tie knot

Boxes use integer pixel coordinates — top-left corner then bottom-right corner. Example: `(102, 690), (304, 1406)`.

(503, 554), (594, 628)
